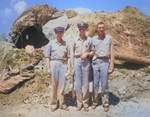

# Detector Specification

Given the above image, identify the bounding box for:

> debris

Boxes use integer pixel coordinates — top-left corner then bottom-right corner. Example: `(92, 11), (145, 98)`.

(25, 45), (34, 54)
(9, 5), (57, 48)
(115, 52), (150, 65)
(118, 86), (126, 95)
(0, 66), (34, 94)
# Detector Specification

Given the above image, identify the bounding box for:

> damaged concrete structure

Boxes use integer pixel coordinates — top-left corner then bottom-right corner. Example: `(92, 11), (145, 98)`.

(14, 26), (48, 48)
(9, 5), (78, 48)
(9, 5), (58, 48)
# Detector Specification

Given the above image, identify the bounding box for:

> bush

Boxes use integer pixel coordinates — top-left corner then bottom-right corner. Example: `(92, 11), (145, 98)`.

(0, 33), (11, 42)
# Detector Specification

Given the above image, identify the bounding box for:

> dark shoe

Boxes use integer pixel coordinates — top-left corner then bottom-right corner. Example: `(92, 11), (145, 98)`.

(104, 106), (109, 112)
(91, 105), (97, 109)
(51, 108), (55, 112)
(60, 107), (69, 111)
(84, 107), (89, 112)
(77, 106), (82, 111)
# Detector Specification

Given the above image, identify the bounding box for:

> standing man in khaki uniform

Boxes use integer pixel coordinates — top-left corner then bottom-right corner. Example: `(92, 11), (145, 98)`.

(71, 22), (94, 111)
(91, 22), (114, 112)
(44, 26), (71, 112)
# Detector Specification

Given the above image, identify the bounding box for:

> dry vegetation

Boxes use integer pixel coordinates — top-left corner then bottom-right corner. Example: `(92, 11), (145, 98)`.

(85, 6), (150, 57)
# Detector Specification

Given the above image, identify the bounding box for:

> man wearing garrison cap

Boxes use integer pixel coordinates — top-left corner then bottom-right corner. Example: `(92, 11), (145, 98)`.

(77, 22), (89, 29)
(44, 26), (71, 112)
(71, 22), (94, 111)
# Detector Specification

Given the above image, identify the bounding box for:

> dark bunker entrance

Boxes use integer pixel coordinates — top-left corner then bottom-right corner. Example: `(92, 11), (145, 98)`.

(15, 26), (49, 48)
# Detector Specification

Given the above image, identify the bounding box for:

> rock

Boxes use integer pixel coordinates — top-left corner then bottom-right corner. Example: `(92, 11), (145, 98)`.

(42, 15), (69, 40)
(129, 70), (135, 77)
(25, 45), (34, 54)
(35, 60), (46, 71)
(69, 84), (73, 89)
(143, 75), (150, 82)
(23, 99), (29, 104)
(31, 94), (40, 104)
(65, 10), (78, 18)
(135, 72), (146, 78)
(113, 99), (150, 117)
(118, 86), (126, 95)
(63, 23), (80, 44)
(12, 53), (17, 58)
(34, 66), (43, 70)
(49, 85), (52, 89)
(52, 10), (65, 19)
(33, 94), (39, 97)
(43, 103), (50, 108)
(42, 93), (51, 99)
(111, 71), (124, 78)
(68, 15), (80, 25)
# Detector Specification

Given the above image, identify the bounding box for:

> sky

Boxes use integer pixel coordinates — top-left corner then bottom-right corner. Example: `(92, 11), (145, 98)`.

(0, 0), (150, 36)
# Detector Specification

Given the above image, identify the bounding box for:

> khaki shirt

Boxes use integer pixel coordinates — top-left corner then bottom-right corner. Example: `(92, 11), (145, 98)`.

(73, 37), (92, 57)
(44, 39), (70, 61)
(91, 34), (112, 58)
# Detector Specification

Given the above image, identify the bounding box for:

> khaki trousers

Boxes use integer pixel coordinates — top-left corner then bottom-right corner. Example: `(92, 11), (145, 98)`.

(50, 60), (67, 109)
(92, 58), (109, 106)
(75, 58), (90, 108)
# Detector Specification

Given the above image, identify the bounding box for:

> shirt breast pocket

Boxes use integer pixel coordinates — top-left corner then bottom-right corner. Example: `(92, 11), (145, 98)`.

(84, 43), (90, 52)
(75, 45), (81, 53)
(100, 41), (111, 56)
(93, 41), (100, 50)
(58, 47), (67, 58)
(102, 41), (111, 51)
(51, 46), (58, 52)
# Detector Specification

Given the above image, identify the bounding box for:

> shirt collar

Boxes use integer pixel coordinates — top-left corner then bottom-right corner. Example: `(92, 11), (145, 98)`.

(77, 36), (87, 41)
(55, 39), (64, 46)
(77, 38), (82, 41)
(97, 34), (106, 40)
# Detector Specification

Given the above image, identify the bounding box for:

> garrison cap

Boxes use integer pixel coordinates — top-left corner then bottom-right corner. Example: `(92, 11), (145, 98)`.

(77, 22), (89, 28)
(54, 26), (65, 32)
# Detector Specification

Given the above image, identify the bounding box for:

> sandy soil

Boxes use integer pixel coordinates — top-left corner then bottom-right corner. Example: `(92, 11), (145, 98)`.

(0, 73), (150, 117)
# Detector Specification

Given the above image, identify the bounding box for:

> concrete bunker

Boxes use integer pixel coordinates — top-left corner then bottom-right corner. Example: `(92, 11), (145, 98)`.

(14, 26), (49, 48)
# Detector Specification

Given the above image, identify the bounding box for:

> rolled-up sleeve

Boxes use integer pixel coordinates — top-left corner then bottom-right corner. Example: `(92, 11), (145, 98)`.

(44, 42), (51, 58)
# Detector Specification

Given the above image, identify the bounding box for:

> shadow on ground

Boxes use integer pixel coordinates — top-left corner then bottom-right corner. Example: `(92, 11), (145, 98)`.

(64, 91), (120, 107)
(114, 62), (146, 70)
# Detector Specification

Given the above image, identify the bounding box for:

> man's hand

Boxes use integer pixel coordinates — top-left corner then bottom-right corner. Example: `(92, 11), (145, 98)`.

(81, 53), (88, 60)
(47, 68), (51, 77)
(108, 65), (114, 75)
